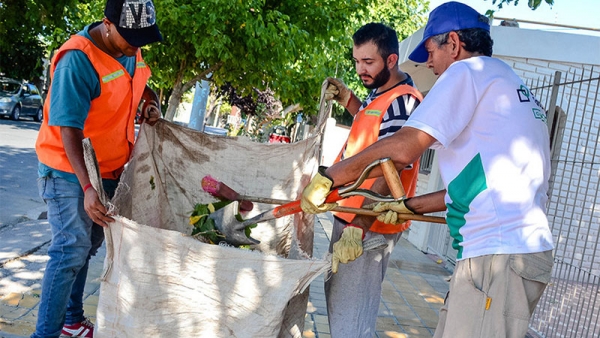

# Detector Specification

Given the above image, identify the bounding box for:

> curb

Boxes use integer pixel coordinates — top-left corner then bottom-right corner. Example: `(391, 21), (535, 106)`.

(0, 331), (27, 338)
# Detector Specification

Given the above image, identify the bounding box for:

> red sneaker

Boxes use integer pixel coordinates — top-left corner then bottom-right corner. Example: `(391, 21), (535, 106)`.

(61, 317), (94, 337)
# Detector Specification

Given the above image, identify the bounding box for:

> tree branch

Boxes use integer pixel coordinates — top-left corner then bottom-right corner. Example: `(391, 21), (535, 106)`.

(182, 62), (224, 93)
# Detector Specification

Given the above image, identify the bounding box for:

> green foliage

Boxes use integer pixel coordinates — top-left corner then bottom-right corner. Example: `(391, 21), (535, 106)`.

(146, 0), (430, 120)
(0, 0), (103, 81)
(189, 200), (256, 246)
(2, 0), (553, 121)
(1, 0), (428, 117)
(485, 0), (554, 16)
(235, 213), (258, 239)
(189, 200), (231, 243)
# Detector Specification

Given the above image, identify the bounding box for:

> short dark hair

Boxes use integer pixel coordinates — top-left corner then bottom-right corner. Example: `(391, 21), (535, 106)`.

(431, 28), (493, 57)
(353, 23), (399, 60)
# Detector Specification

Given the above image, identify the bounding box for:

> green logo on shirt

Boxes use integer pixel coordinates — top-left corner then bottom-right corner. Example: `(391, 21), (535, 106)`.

(532, 108), (547, 122)
(364, 109), (382, 116)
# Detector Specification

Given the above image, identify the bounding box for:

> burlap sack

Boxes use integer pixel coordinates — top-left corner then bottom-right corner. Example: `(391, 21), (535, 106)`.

(87, 89), (332, 337)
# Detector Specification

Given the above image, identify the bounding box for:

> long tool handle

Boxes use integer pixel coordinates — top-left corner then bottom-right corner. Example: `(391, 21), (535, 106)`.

(332, 206), (446, 224)
(242, 189), (343, 225)
(238, 195), (446, 224)
(241, 158), (424, 226)
(238, 196), (291, 205)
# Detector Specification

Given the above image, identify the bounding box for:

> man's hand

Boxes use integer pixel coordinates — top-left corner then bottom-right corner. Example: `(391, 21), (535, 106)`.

(140, 100), (161, 126)
(324, 77), (353, 108)
(83, 187), (114, 227)
(373, 200), (414, 225)
(332, 225), (364, 273)
(301, 167), (338, 214)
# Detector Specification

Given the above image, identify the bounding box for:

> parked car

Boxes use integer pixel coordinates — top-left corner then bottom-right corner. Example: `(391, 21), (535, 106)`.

(268, 125), (291, 143)
(0, 78), (44, 122)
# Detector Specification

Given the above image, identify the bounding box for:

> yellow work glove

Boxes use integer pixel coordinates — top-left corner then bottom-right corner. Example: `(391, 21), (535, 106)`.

(301, 166), (338, 214)
(373, 199), (414, 225)
(332, 225), (364, 273)
(324, 77), (353, 108)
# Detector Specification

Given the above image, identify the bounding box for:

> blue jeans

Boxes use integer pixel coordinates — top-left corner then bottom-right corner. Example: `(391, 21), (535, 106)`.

(32, 177), (117, 338)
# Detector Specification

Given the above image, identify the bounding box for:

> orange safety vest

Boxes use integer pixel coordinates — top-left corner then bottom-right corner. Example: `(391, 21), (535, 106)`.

(36, 35), (151, 179)
(332, 84), (423, 234)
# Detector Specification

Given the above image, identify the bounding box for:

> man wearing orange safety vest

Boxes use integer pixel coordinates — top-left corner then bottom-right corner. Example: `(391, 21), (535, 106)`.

(33, 1), (162, 337)
(317, 23), (423, 337)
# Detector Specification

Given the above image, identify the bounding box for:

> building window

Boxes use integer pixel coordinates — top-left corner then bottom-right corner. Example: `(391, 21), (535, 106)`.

(419, 148), (435, 174)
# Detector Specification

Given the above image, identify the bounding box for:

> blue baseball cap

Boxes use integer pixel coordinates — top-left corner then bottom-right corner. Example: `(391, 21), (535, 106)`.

(408, 1), (490, 63)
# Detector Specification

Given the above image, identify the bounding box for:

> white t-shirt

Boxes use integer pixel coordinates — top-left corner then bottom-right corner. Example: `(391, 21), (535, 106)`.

(405, 56), (554, 260)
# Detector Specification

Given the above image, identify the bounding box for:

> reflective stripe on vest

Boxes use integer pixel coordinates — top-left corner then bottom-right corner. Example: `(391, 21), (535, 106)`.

(332, 84), (423, 234)
(36, 35), (151, 179)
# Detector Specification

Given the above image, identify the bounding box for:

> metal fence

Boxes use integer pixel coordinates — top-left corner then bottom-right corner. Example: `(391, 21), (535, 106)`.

(527, 66), (600, 338)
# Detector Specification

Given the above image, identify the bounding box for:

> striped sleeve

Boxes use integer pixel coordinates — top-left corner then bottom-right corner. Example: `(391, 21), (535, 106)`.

(378, 94), (420, 139)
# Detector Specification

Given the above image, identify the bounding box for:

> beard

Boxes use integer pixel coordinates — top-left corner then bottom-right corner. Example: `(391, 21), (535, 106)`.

(362, 66), (391, 89)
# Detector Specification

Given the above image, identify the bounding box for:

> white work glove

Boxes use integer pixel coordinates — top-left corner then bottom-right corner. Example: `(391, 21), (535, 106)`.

(324, 77), (353, 108)
(301, 166), (338, 214)
(332, 225), (364, 273)
(373, 199), (414, 225)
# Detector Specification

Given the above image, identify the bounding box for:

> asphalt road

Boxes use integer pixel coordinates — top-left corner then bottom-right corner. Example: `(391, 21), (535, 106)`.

(0, 117), (46, 228)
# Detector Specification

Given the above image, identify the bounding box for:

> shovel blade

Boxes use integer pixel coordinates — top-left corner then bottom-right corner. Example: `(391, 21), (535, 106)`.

(209, 202), (260, 246)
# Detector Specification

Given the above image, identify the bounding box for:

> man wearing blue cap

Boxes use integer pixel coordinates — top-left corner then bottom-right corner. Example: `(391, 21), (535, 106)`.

(301, 2), (554, 337)
(33, 0), (163, 337)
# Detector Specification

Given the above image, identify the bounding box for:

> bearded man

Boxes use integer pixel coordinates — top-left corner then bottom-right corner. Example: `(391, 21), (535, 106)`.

(318, 22), (423, 337)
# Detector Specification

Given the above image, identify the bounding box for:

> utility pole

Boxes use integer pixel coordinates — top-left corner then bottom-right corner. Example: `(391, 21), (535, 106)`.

(188, 79), (211, 131)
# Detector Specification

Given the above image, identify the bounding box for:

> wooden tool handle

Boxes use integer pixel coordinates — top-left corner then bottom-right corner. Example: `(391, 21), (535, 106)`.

(380, 158), (405, 200)
(215, 183), (254, 211)
(332, 206), (446, 224)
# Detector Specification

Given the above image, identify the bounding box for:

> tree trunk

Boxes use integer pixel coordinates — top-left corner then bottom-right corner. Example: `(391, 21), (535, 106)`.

(165, 82), (186, 121)
(282, 103), (302, 117)
(164, 62), (224, 121)
(212, 97), (223, 127)
(204, 92), (218, 125)
(164, 60), (187, 121)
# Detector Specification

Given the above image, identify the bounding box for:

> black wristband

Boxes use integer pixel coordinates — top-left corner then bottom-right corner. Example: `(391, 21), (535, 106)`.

(318, 166), (334, 186)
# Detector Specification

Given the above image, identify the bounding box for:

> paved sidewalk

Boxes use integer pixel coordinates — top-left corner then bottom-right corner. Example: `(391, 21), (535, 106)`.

(0, 214), (452, 338)
(0, 220), (105, 338)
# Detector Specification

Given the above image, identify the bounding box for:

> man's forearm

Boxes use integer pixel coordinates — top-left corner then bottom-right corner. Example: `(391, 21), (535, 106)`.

(345, 94), (363, 116)
(405, 190), (447, 214)
(326, 126), (433, 188)
(61, 127), (90, 188)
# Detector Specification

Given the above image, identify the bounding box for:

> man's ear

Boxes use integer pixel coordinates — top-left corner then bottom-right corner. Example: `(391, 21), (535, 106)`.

(448, 31), (462, 58)
(386, 53), (399, 70)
